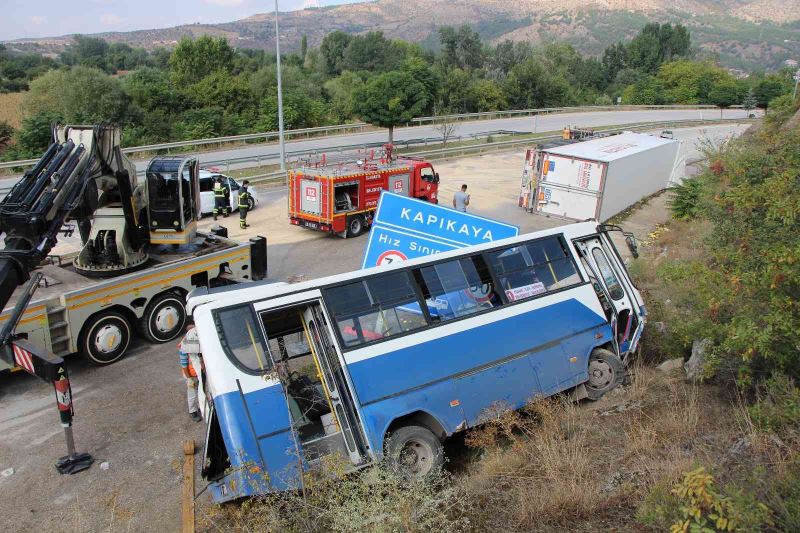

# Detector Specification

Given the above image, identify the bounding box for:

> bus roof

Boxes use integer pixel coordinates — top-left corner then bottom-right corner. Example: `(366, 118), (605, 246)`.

(187, 220), (600, 315)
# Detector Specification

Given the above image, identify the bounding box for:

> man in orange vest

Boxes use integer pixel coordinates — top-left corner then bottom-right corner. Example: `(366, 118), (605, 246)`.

(179, 326), (203, 422)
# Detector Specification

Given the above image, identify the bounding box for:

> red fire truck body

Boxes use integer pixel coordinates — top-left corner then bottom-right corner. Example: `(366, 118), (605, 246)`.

(288, 154), (440, 237)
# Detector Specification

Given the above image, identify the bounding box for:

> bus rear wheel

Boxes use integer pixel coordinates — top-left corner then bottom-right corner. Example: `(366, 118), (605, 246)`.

(385, 425), (443, 478)
(80, 311), (132, 366)
(585, 348), (624, 400)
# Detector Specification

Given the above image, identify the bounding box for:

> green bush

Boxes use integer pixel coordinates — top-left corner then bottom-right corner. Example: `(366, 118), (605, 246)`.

(656, 113), (800, 385)
(667, 177), (703, 219)
(748, 375), (800, 435)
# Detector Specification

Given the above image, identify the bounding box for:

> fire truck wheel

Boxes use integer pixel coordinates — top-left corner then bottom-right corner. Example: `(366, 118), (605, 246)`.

(80, 311), (132, 366)
(346, 215), (365, 238)
(138, 292), (187, 344)
(585, 348), (624, 400)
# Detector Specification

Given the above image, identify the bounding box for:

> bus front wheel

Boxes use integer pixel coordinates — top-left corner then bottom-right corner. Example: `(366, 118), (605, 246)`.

(385, 425), (443, 478)
(585, 348), (624, 400)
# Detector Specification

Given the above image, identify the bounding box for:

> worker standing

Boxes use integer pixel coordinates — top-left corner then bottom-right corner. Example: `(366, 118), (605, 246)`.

(238, 180), (253, 229)
(179, 326), (203, 422)
(213, 176), (230, 220)
(453, 183), (470, 212)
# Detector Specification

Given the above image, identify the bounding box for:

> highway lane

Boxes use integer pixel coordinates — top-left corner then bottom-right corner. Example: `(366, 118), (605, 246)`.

(0, 108), (755, 192)
(135, 107), (753, 172)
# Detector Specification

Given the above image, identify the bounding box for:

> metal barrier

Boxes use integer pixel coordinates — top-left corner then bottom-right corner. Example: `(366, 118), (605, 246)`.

(0, 118), (755, 195)
(0, 104), (745, 171)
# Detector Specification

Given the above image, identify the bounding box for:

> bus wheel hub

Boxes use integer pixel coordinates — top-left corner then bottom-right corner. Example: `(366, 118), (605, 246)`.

(588, 360), (613, 388)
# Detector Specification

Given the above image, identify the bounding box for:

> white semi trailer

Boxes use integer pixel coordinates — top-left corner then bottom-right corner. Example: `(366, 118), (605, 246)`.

(519, 132), (680, 222)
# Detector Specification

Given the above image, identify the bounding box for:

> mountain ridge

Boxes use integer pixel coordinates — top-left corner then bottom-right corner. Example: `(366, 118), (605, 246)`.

(4, 0), (799, 71)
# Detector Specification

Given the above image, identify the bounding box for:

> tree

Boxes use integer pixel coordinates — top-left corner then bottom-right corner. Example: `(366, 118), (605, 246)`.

(742, 89), (758, 114)
(324, 72), (364, 122)
(708, 79), (741, 117)
(320, 31), (352, 76)
(621, 76), (666, 105)
(438, 25), (484, 71)
(169, 36), (235, 84)
(752, 74), (792, 108)
(341, 31), (404, 73)
(300, 35), (308, 64)
(432, 101), (458, 146)
(602, 42), (627, 84)
(122, 67), (182, 113)
(353, 70), (429, 143)
(187, 71), (254, 114)
(504, 58), (573, 109)
(24, 66), (130, 124)
(13, 111), (62, 157)
(657, 60), (728, 104)
(0, 120), (13, 150)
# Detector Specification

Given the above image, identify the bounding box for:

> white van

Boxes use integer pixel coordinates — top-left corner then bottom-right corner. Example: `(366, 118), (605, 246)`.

(198, 170), (259, 216)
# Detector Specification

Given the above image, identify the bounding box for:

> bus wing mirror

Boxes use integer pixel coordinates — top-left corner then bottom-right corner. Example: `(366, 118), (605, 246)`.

(625, 235), (639, 259)
(434, 172), (440, 183)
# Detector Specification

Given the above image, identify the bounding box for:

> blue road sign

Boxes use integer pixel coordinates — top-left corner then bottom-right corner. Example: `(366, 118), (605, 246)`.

(362, 192), (519, 268)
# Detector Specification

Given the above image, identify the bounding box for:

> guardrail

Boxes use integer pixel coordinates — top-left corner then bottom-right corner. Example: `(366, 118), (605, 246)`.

(0, 104), (745, 171)
(240, 117), (754, 188)
(409, 104), (731, 125)
(0, 118), (755, 195)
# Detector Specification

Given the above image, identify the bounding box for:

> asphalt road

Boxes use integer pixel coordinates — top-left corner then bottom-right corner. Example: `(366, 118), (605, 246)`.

(0, 108), (756, 193)
(0, 123), (752, 532)
(134, 107), (753, 173)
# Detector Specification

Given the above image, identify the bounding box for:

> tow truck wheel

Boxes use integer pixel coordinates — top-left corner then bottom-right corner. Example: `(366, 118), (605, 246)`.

(346, 215), (364, 238)
(385, 425), (444, 478)
(585, 348), (624, 400)
(80, 311), (132, 366)
(138, 292), (187, 344)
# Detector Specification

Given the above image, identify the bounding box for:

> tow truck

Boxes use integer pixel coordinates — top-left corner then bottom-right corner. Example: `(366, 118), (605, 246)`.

(288, 144), (440, 237)
(0, 124), (267, 369)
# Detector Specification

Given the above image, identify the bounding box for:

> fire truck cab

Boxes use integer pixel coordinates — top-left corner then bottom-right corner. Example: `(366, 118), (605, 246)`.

(288, 147), (440, 238)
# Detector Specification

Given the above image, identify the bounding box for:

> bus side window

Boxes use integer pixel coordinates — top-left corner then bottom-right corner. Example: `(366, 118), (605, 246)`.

(414, 255), (501, 323)
(486, 236), (581, 302)
(215, 305), (272, 373)
(324, 271), (427, 348)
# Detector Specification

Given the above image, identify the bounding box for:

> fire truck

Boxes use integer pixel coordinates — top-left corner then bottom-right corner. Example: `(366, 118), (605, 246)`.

(288, 145), (440, 237)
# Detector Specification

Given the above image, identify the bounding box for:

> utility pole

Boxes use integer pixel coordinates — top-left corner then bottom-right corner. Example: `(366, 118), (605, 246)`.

(274, 0), (287, 172)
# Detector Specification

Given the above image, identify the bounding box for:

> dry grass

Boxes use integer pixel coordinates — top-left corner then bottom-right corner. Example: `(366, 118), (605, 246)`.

(457, 371), (743, 531)
(0, 92), (25, 128)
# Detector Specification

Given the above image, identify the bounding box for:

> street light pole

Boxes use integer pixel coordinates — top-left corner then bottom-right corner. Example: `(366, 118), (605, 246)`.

(274, 0), (286, 172)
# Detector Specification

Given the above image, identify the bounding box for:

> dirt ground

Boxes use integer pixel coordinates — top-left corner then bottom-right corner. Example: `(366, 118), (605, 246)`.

(0, 124), (747, 532)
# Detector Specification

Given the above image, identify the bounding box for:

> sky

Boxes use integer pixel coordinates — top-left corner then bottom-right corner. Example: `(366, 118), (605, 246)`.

(1, 0), (365, 41)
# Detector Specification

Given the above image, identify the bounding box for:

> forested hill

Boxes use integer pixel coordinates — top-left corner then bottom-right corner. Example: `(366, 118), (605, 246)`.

(4, 0), (800, 71)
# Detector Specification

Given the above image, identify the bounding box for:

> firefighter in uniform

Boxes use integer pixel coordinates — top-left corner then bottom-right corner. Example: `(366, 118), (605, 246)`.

(178, 326), (203, 422)
(238, 180), (253, 229)
(212, 176), (230, 220)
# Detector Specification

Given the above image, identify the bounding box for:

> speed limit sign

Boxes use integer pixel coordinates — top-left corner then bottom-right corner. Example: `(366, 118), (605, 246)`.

(376, 250), (407, 266)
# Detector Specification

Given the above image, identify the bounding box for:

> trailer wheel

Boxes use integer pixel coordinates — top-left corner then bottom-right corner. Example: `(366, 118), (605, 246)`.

(138, 292), (187, 343)
(585, 348), (624, 400)
(80, 311), (132, 366)
(385, 425), (444, 478)
(346, 215), (364, 238)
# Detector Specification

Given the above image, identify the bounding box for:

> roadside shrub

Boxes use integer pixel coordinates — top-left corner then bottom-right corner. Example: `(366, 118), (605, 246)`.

(669, 467), (770, 532)
(654, 113), (800, 385)
(667, 177), (703, 220)
(748, 375), (800, 435)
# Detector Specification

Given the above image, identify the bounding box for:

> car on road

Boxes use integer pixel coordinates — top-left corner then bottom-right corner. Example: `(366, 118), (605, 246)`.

(659, 130), (675, 139)
(198, 170), (258, 215)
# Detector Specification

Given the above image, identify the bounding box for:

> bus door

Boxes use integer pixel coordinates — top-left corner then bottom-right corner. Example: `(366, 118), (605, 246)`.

(301, 304), (367, 465)
(573, 237), (641, 358)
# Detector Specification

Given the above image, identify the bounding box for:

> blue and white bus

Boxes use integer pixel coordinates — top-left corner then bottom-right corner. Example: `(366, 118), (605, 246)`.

(187, 221), (645, 502)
